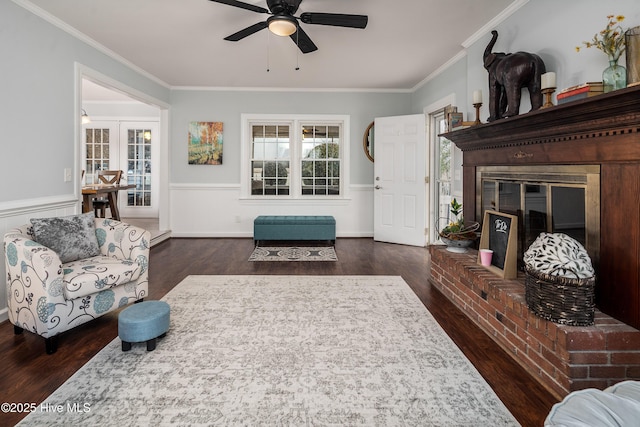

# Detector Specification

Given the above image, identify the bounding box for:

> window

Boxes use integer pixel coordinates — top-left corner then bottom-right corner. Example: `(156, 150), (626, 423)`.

(251, 124), (291, 196)
(243, 115), (348, 199)
(301, 125), (341, 195)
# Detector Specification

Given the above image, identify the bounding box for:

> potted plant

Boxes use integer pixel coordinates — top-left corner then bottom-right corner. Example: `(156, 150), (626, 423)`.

(439, 198), (479, 252)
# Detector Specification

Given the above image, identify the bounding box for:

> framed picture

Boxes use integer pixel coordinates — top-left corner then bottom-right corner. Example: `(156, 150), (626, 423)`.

(477, 210), (518, 279)
(188, 121), (223, 165)
(448, 112), (464, 130)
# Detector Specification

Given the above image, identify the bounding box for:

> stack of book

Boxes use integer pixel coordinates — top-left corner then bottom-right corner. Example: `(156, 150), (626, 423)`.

(556, 82), (604, 104)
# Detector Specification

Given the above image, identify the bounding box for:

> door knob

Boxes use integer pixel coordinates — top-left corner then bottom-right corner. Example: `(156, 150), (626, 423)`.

(375, 185), (381, 190)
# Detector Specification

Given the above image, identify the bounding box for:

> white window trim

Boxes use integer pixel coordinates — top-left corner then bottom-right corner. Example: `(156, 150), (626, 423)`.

(240, 114), (350, 200)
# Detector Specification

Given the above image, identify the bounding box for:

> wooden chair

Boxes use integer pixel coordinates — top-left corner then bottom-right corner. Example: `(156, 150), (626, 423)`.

(93, 170), (123, 218)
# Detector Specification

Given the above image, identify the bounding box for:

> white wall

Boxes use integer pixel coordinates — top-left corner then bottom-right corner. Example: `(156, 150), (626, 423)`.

(83, 101), (161, 119)
(170, 184), (373, 238)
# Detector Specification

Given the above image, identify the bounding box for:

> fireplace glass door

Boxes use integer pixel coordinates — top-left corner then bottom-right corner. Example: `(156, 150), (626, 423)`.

(477, 165), (599, 268)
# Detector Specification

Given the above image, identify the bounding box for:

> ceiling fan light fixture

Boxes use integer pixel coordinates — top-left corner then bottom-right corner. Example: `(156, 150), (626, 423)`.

(268, 15), (297, 37)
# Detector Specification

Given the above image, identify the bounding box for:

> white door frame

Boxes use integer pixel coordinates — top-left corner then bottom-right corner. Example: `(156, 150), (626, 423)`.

(424, 94), (457, 244)
(75, 63), (170, 229)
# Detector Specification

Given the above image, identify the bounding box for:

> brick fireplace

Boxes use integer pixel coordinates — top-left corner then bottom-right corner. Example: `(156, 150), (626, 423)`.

(429, 246), (640, 398)
(436, 85), (640, 397)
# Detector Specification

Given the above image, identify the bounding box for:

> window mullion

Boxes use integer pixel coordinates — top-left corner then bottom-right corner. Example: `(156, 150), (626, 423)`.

(291, 119), (300, 198)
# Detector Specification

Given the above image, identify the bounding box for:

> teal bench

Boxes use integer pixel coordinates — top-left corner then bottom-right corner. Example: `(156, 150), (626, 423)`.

(254, 215), (336, 246)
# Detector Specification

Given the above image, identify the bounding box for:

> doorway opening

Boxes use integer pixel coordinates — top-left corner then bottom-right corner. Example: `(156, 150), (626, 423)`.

(80, 75), (169, 245)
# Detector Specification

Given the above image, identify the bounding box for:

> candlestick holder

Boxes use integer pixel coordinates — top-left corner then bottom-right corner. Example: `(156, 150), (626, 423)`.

(461, 102), (483, 126)
(541, 88), (555, 108)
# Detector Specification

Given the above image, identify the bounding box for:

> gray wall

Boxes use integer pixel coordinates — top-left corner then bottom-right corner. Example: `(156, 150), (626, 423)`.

(170, 90), (411, 186)
(0, 1), (170, 204)
(412, 0), (640, 120)
(4, 0), (639, 205)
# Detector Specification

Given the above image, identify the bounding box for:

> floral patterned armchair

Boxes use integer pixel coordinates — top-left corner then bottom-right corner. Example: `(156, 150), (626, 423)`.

(4, 218), (149, 354)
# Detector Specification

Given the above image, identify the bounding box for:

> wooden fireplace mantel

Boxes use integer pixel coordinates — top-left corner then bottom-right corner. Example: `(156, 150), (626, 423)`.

(441, 84), (640, 329)
(442, 84), (640, 153)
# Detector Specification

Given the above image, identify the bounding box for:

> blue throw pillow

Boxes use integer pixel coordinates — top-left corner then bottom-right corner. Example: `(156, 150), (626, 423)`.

(30, 212), (101, 263)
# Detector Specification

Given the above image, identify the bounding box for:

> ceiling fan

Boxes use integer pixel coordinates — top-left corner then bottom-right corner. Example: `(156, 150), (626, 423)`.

(209, 0), (368, 54)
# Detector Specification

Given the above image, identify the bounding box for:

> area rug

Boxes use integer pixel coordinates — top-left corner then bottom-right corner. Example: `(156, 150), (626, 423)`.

(19, 275), (518, 426)
(249, 246), (337, 261)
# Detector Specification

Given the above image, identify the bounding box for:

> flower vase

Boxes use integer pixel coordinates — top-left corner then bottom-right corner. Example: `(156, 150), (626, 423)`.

(602, 59), (627, 92)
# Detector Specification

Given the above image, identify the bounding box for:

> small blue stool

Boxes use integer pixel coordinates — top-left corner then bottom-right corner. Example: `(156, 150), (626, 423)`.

(118, 301), (170, 352)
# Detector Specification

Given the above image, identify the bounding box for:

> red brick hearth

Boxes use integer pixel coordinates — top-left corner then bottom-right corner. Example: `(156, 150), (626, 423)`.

(429, 246), (640, 399)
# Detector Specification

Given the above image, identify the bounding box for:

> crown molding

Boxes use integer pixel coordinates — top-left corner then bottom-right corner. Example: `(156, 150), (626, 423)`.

(14, 0), (170, 89)
(171, 86), (412, 94)
(462, 0), (530, 48)
(413, 0), (529, 92)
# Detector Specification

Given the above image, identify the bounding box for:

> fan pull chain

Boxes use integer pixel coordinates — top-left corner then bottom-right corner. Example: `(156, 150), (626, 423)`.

(295, 27), (300, 71)
(266, 31), (270, 72)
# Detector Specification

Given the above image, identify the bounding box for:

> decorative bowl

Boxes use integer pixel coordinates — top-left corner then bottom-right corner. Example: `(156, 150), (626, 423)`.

(439, 222), (479, 253)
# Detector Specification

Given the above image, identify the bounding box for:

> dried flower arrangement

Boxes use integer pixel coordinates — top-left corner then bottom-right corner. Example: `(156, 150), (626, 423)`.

(576, 15), (627, 62)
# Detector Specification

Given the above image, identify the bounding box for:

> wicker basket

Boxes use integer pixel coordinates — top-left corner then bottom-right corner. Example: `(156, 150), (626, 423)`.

(524, 266), (595, 326)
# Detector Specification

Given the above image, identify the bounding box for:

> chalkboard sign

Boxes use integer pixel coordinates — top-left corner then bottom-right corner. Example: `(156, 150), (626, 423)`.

(478, 210), (518, 279)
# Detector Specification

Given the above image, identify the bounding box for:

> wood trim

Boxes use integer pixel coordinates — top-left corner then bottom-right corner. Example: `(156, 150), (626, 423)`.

(441, 84), (640, 154)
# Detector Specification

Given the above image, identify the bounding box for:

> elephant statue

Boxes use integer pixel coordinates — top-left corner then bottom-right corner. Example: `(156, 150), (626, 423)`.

(483, 30), (546, 121)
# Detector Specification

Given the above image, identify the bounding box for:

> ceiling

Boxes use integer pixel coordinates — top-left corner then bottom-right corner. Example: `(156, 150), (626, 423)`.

(26, 0), (517, 91)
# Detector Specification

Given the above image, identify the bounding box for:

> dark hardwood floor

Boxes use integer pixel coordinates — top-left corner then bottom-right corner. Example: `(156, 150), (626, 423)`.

(0, 238), (557, 426)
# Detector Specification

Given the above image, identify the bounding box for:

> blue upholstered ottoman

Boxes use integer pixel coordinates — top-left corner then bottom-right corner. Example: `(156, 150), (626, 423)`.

(118, 301), (170, 352)
(253, 215), (336, 245)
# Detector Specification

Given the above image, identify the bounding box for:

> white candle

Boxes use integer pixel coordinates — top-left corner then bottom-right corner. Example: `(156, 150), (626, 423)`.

(472, 90), (482, 104)
(541, 72), (556, 89)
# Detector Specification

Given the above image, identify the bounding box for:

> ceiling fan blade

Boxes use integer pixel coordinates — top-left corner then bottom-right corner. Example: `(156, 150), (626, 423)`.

(300, 12), (368, 29)
(209, 0), (268, 14)
(290, 26), (317, 54)
(224, 21), (268, 41)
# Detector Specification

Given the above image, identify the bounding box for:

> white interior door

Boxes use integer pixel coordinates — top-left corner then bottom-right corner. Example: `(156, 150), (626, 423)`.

(373, 114), (427, 246)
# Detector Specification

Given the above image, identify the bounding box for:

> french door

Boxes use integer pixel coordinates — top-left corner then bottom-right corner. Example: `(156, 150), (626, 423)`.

(432, 110), (453, 243)
(84, 121), (118, 185)
(82, 120), (159, 218)
(119, 122), (158, 218)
